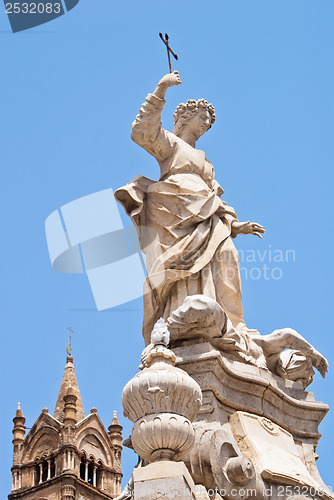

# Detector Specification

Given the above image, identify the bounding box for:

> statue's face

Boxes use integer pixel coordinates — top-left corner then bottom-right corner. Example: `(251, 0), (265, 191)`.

(185, 109), (211, 140)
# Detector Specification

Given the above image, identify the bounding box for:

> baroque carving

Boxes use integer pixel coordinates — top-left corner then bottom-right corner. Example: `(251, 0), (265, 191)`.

(132, 413), (195, 462)
(185, 425), (264, 500)
(230, 411), (333, 496)
(167, 294), (328, 388)
(122, 320), (202, 463)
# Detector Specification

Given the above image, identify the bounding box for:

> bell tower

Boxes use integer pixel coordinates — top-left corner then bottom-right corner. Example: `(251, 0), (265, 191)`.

(8, 355), (123, 499)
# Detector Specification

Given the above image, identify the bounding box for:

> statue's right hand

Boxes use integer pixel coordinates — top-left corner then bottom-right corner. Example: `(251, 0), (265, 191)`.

(311, 349), (329, 378)
(159, 71), (182, 88)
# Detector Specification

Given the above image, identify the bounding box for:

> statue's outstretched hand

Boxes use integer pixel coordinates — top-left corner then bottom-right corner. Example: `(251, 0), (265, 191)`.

(154, 71), (181, 99)
(311, 350), (329, 378)
(159, 71), (182, 88)
(231, 221), (265, 239)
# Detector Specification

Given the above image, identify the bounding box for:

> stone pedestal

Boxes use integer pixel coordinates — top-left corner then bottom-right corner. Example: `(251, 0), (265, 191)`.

(174, 342), (333, 500)
(133, 461), (196, 500)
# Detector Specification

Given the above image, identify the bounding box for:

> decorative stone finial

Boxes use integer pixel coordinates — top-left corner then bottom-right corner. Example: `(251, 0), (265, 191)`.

(13, 403), (26, 446)
(15, 402), (24, 418)
(109, 410), (123, 450)
(122, 332), (202, 463)
(110, 410), (121, 426)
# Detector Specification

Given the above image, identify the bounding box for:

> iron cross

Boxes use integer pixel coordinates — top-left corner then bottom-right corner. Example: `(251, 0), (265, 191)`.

(66, 326), (74, 356)
(159, 33), (178, 73)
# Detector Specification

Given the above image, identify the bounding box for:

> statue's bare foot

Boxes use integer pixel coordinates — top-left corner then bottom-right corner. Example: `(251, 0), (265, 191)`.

(311, 350), (328, 378)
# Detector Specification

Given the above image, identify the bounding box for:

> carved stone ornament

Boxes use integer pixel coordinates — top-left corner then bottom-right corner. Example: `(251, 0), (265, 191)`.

(61, 484), (76, 500)
(186, 425), (265, 500)
(35, 441), (54, 458)
(230, 411), (333, 496)
(122, 320), (202, 462)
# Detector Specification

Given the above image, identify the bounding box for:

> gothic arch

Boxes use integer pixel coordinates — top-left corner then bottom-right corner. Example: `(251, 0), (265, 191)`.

(23, 427), (60, 463)
(77, 426), (112, 466)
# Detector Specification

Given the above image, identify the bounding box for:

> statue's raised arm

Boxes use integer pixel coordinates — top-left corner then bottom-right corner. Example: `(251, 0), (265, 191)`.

(130, 71), (181, 163)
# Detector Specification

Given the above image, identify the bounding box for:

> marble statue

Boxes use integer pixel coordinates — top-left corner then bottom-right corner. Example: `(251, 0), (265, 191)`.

(116, 70), (332, 499)
(115, 71), (265, 345)
(115, 71), (327, 383)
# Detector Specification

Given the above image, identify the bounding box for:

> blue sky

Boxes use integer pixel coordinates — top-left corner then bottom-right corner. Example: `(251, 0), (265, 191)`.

(1, 0), (333, 495)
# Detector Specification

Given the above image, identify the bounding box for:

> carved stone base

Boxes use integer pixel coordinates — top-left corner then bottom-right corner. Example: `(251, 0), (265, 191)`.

(133, 461), (196, 500)
(174, 342), (333, 500)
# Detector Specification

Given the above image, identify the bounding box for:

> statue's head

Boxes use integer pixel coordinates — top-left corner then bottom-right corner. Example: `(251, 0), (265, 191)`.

(173, 99), (216, 139)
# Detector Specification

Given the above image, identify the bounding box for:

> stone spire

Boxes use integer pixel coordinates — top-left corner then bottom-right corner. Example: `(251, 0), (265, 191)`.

(12, 402), (26, 446)
(108, 411), (123, 450)
(9, 356), (122, 499)
(53, 356), (84, 423)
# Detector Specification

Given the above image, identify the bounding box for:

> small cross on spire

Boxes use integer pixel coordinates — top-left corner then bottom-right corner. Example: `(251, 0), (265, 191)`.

(66, 326), (74, 356)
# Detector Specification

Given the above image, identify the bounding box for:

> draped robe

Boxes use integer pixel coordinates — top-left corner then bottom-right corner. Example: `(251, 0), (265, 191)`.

(115, 93), (246, 345)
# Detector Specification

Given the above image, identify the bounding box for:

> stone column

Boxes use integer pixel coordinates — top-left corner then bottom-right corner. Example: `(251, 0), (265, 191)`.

(39, 463), (43, 483)
(47, 459), (51, 480)
(85, 462), (88, 482)
(93, 465), (97, 487)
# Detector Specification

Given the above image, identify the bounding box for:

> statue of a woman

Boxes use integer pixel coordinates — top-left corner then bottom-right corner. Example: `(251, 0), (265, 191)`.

(115, 72), (265, 345)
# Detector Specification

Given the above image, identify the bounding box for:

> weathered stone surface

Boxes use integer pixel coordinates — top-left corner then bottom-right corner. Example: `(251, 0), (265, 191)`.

(230, 411), (324, 488)
(133, 460), (195, 500)
(174, 342), (333, 498)
(53, 356), (85, 423)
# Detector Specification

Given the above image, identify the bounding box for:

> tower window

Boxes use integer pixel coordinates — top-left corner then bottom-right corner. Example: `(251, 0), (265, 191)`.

(80, 456), (86, 481)
(87, 461), (94, 484)
(50, 457), (55, 478)
(41, 460), (48, 482)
